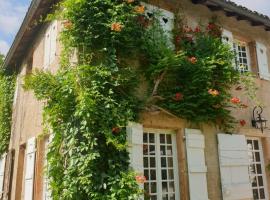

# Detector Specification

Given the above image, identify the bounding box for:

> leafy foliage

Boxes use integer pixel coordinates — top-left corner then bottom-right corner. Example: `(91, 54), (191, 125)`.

(24, 0), (256, 199)
(0, 68), (15, 155)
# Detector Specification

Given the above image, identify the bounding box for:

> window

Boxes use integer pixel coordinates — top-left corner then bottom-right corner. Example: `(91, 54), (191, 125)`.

(233, 40), (250, 73)
(247, 138), (268, 200)
(143, 130), (179, 200)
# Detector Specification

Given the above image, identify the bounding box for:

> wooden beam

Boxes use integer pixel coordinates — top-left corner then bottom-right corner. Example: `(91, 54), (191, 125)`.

(225, 11), (237, 17)
(207, 5), (222, 11)
(191, 0), (207, 4)
(236, 15), (249, 21)
(251, 21), (264, 26)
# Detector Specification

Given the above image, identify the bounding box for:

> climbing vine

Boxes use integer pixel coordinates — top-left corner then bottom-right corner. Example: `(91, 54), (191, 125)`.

(0, 67), (15, 155)
(23, 0), (256, 199)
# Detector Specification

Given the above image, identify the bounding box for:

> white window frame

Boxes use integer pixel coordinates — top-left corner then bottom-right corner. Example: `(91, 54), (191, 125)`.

(233, 40), (251, 73)
(143, 128), (180, 200)
(247, 137), (269, 200)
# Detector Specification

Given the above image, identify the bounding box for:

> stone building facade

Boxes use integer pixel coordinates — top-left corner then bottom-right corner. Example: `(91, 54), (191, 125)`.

(2, 0), (270, 199)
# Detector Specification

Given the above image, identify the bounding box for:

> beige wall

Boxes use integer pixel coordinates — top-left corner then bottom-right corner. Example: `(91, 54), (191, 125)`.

(8, 21), (61, 200)
(6, 1), (270, 200)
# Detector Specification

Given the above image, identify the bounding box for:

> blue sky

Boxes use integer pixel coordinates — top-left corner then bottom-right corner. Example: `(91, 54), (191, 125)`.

(0, 0), (270, 55)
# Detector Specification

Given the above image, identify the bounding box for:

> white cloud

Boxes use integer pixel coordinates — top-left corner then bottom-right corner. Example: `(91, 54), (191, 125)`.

(0, 1), (28, 35)
(0, 40), (9, 55)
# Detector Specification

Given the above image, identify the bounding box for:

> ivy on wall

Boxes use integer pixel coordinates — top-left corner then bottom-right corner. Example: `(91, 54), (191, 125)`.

(0, 67), (15, 155)
(23, 0), (256, 199)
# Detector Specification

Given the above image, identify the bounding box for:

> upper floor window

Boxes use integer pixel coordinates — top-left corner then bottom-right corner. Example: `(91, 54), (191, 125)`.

(233, 40), (250, 73)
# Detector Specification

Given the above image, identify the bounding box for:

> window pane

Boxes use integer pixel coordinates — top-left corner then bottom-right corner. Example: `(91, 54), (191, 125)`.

(149, 133), (155, 143)
(167, 157), (173, 167)
(254, 140), (259, 150)
(166, 135), (172, 144)
(161, 157), (167, 167)
(160, 145), (166, 155)
(144, 170), (149, 180)
(258, 176), (263, 186)
(256, 164), (262, 174)
(162, 170), (167, 180)
(168, 169), (174, 180)
(150, 170), (156, 180)
(253, 189), (259, 199)
(144, 133), (148, 143)
(143, 145), (148, 155)
(162, 182), (168, 192)
(167, 146), (172, 156)
(259, 188), (265, 199)
(168, 181), (175, 192)
(150, 157), (156, 168)
(255, 152), (260, 162)
(144, 157), (149, 167)
(150, 182), (157, 193)
(149, 145), (155, 155)
(160, 134), (165, 144)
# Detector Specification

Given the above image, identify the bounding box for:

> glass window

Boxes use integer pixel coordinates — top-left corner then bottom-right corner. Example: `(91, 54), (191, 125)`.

(233, 40), (250, 73)
(247, 138), (268, 200)
(143, 131), (179, 200)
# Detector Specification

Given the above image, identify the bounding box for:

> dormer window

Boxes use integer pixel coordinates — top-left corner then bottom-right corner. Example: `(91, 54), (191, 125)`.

(233, 40), (250, 73)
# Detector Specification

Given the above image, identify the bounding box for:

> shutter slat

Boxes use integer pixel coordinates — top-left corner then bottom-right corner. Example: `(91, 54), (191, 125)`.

(49, 21), (57, 65)
(185, 129), (209, 200)
(127, 122), (144, 188)
(24, 137), (36, 200)
(256, 42), (270, 80)
(218, 134), (253, 200)
(0, 154), (6, 195)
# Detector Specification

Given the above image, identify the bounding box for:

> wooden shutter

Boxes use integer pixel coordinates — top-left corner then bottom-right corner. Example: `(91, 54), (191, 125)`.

(142, 3), (174, 47)
(43, 136), (52, 200)
(49, 21), (57, 65)
(126, 122), (144, 187)
(24, 137), (36, 200)
(222, 29), (234, 48)
(256, 42), (270, 80)
(44, 25), (51, 69)
(185, 129), (209, 200)
(0, 154), (6, 196)
(217, 133), (253, 200)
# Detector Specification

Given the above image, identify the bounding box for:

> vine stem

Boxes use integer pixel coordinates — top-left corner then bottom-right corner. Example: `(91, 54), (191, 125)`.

(152, 70), (166, 96)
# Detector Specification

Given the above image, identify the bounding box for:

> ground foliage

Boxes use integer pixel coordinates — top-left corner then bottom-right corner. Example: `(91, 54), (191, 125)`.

(23, 0), (256, 199)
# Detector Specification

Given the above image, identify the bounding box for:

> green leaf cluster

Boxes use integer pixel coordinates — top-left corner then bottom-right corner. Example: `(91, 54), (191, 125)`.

(0, 68), (15, 155)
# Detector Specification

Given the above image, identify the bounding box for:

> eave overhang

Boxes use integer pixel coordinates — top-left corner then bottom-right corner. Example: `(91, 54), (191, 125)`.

(191, 0), (270, 32)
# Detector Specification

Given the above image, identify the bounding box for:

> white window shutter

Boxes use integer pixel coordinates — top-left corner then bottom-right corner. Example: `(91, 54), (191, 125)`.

(217, 134), (253, 200)
(256, 42), (270, 80)
(49, 21), (57, 65)
(43, 136), (52, 200)
(185, 129), (209, 200)
(126, 122), (144, 186)
(222, 29), (234, 49)
(0, 154), (6, 196)
(142, 3), (174, 47)
(44, 26), (51, 69)
(24, 137), (36, 200)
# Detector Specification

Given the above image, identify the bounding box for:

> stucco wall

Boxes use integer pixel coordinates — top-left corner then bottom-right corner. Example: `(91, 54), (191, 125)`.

(8, 21), (61, 200)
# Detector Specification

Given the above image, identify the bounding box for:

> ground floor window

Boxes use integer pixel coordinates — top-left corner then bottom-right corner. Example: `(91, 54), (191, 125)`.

(143, 130), (179, 200)
(247, 138), (268, 200)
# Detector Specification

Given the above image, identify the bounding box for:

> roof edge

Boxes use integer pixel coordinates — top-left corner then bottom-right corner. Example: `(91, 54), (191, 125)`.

(3, 0), (42, 69)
